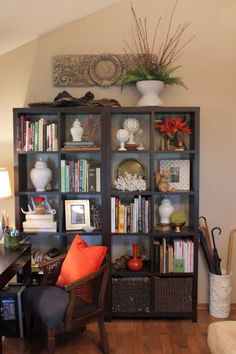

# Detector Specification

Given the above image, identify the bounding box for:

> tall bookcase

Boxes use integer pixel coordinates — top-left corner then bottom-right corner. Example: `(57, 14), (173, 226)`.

(13, 106), (199, 321)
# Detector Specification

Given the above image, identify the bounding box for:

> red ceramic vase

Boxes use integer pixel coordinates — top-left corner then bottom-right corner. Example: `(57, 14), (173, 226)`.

(127, 243), (143, 271)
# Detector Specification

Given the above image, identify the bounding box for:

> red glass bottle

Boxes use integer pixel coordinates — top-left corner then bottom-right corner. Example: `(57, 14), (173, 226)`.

(127, 243), (143, 271)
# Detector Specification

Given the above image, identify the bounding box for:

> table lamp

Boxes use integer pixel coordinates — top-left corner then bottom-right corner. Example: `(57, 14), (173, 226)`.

(0, 168), (12, 232)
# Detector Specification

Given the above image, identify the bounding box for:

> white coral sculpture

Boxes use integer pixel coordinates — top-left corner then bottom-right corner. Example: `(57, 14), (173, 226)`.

(114, 171), (146, 191)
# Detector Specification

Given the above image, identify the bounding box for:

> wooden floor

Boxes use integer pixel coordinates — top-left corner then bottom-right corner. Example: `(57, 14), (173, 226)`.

(3, 310), (236, 354)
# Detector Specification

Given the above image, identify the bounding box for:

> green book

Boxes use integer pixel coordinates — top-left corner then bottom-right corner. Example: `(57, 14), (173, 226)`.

(61, 160), (66, 193)
(34, 121), (39, 151)
(173, 258), (185, 273)
(65, 164), (70, 192)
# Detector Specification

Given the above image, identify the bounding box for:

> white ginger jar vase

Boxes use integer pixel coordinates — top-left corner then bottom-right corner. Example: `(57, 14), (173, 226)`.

(70, 118), (84, 142)
(30, 160), (52, 192)
(136, 80), (164, 107)
(159, 198), (174, 224)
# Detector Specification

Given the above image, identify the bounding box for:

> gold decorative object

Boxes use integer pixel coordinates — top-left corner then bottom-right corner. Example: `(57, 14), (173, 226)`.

(171, 222), (185, 233)
(52, 54), (135, 87)
(115, 159), (146, 179)
(170, 210), (186, 232)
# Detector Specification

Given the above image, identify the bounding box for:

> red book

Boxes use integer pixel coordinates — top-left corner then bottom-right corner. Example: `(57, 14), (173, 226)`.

(20, 115), (25, 151)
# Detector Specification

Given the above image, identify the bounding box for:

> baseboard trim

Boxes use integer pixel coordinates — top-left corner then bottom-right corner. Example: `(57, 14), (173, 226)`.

(198, 303), (236, 310)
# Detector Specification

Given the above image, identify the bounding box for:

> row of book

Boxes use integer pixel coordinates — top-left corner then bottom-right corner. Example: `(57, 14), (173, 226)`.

(16, 116), (58, 151)
(22, 213), (57, 232)
(61, 159), (101, 193)
(154, 238), (194, 273)
(111, 196), (151, 233)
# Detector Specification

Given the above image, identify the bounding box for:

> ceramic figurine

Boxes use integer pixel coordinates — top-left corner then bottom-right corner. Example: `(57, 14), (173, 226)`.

(70, 118), (84, 141)
(116, 128), (129, 151)
(123, 117), (139, 145)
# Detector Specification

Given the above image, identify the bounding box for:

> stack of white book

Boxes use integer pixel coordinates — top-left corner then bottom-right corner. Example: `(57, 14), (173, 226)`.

(23, 214), (57, 232)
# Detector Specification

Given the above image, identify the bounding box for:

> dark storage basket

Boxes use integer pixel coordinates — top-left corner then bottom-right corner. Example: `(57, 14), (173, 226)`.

(154, 277), (192, 313)
(112, 277), (151, 313)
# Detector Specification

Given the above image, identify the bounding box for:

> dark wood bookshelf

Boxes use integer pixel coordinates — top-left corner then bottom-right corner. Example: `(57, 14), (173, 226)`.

(13, 106), (199, 322)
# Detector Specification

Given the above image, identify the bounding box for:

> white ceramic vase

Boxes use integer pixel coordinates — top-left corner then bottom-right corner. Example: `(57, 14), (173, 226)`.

(159, 198), (174, 224)
(70, 118), (84, 142)
(30, 160), (52, 191)
(136, 80), (164, 107)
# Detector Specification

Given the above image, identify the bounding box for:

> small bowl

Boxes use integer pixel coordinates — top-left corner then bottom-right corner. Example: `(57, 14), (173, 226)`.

(83, 226), (96, 233)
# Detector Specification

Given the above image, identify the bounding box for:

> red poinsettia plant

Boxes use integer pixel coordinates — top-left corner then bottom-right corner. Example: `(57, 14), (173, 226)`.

(154, 116), (191, 138)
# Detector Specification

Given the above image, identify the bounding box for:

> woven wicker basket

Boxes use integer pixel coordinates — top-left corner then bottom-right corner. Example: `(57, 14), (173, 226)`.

(112, 277), (151, 313)
(154, 277), (192, 313)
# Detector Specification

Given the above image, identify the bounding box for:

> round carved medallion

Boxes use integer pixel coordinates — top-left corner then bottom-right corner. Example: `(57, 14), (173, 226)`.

(89, 54), (122, 87)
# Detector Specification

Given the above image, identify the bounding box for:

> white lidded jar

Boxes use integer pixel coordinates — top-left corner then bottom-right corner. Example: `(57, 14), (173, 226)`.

(30, 159), (52, 191)
(158, 198), (174, 224)
(70, 118), (84, 142)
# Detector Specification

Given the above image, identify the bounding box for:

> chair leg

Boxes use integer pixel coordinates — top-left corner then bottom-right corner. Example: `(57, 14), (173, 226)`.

(47, 328), (55, 354)
(97, 316), (109, 354)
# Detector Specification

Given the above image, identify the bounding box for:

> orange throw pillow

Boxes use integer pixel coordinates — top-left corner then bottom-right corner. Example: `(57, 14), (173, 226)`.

(56, 234), (107, 288)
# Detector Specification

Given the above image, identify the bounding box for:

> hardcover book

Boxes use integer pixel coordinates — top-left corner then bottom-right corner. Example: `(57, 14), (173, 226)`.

(173, 258), (185, 273)
(25, 214), (54, 221)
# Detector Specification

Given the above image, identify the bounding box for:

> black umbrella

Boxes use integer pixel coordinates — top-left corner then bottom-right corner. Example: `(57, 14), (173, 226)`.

(198, 228), (217, 274)
(199, 216), (213, 257)
(211, 227), (222, 275)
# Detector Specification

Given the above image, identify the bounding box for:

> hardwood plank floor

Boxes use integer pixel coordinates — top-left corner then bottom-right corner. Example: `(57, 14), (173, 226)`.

(3, 310), (236, 354)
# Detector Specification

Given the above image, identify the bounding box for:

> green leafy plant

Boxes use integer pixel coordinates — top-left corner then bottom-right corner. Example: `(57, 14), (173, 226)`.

(120, 1), (194, 88)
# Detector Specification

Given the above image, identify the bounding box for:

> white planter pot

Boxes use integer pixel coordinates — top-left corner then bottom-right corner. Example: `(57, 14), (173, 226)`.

(30, 160), (52, 191)
(136, 80), (164, 107)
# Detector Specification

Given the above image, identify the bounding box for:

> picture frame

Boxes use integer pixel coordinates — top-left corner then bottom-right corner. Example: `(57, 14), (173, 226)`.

(160, 159), (190, 191)
(65, 199), (90, 230)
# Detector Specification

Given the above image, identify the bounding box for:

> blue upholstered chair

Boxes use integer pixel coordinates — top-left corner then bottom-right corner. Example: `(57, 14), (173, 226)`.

(23, 254), (110, 354)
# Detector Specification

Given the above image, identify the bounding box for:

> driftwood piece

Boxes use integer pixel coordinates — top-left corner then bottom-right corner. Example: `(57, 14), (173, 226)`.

(28, 91), (121, 108)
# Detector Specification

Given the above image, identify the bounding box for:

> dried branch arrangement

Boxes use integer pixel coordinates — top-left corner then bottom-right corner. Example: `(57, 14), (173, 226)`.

(121, 0), (195, 88)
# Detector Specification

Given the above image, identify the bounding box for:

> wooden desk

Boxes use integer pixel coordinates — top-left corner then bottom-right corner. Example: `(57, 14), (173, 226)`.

(0, 244), (31, 354)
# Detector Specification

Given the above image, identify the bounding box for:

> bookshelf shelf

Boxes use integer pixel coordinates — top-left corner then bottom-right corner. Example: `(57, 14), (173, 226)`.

(13, 105), (199, 321)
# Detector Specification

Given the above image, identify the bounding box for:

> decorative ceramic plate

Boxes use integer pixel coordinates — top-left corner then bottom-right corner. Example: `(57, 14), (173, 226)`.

(89, 54), (122, 87)
(115, 159), (146, 178)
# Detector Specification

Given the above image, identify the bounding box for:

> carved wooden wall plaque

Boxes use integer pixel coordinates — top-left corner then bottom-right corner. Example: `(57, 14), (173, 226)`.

(52, 54), (134, 87)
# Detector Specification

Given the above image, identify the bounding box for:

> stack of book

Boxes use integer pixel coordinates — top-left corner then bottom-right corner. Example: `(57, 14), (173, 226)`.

(153, 238), (194, 273)
(62, 141), (100, 151)
(111, 195), (151, 233)
(16, 115), (58, 152)
(23, 214), (57, 232)
(61, 159), (101, 192)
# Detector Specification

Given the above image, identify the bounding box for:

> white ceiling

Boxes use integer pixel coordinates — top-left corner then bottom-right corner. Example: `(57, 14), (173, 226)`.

(0, 0), (120, 56)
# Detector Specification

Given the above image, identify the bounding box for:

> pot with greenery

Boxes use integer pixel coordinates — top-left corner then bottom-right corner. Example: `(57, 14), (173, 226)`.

(120, 1), (194, 106)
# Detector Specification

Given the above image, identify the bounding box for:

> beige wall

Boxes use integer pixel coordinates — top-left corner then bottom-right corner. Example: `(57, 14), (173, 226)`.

(0, 0), (236, 304)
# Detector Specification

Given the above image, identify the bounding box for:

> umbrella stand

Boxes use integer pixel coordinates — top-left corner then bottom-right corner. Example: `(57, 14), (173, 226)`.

(226, 228), (236, 275)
